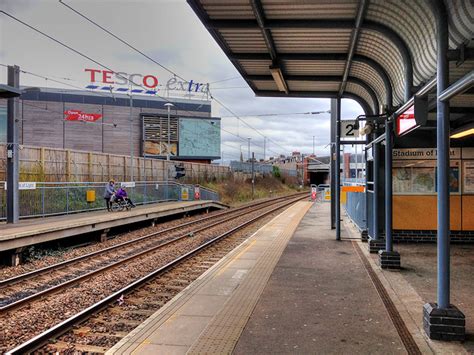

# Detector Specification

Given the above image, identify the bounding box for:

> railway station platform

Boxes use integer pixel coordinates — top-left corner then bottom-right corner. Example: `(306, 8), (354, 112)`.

(107, 201), (471, 355)
(0, 200), (227, 265)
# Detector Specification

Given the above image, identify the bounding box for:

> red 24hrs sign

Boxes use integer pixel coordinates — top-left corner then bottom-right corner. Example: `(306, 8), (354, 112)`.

(64, 110), (102, 122)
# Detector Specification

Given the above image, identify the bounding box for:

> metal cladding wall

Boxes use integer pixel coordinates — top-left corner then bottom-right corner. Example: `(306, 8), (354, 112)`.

(0, 88), (212, 159)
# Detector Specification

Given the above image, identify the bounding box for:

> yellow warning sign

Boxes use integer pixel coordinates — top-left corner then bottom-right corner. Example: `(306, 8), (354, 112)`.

(181, 187), (189, 200)
(324, 189), (331, 201)
(86, 190), (96, 202)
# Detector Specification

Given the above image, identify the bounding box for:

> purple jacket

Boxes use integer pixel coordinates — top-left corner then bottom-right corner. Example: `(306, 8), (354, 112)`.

(116, 188), (128, 198)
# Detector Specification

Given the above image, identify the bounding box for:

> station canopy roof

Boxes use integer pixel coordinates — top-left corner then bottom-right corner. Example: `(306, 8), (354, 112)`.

(188, 0), (474, 122)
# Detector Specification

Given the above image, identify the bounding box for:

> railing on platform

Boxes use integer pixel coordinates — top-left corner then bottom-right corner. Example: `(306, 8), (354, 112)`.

(0, 181), (219, 220)
(342, 181), (367, 231)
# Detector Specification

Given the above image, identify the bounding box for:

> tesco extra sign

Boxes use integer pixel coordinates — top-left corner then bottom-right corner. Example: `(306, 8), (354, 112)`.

(85, 68), (159, 88)
(85, 69), (209, 93)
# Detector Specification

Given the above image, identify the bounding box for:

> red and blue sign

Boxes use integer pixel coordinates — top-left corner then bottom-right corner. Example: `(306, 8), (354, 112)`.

(64, 110), (102, 122)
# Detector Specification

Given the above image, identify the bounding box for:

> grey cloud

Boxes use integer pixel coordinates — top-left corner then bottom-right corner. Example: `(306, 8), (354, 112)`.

(1, 0), (364, 160)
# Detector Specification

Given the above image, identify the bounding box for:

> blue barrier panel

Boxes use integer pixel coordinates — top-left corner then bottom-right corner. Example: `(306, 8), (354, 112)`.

(344, 189), (367, 232)
(367, 191), (374, 238)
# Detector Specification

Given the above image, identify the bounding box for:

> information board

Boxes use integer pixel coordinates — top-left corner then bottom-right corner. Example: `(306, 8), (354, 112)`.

(393, 160), (460, 194)
(179, 118), (220, 158)
(464, 161), (474, 193)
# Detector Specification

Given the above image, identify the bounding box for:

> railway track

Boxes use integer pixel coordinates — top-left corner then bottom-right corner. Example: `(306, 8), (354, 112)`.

(2, 193), (307, 354)
(0, 193), (305, 313)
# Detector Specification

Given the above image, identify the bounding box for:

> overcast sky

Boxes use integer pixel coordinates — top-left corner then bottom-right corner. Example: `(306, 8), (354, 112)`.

(0, 0), (363, 163)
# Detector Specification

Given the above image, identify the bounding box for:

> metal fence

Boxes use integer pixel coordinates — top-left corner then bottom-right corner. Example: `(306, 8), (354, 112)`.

(230, 161), (298, 177)
(343, 182), (367, 231)
(0, 181), (219, 220)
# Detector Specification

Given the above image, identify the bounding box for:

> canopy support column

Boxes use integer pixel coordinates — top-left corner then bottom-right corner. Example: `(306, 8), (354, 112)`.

(379, 119), (400, 268)
(330, 99), (336, 230)
(423, 0), (465, 341)
(335, 97), (341, 240)
(6, 65), (20, 224)
(367, 137), (384, 253)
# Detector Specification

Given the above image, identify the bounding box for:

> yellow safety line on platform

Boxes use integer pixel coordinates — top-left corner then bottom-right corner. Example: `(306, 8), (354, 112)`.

(106, 201), (311, 355)
(187, 201), (312, 354)
(216, 239), (257, 277)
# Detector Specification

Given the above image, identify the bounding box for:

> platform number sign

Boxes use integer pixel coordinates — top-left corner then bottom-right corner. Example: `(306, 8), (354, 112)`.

(341, 120), (359, 138)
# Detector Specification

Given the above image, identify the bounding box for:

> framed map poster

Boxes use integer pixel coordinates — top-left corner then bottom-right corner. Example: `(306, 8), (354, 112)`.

(463, 161), (474, 193)
(412, 168), (435, 193)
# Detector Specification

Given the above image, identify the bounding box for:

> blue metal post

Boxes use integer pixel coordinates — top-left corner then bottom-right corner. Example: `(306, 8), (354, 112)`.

(330, 99), (337, 229)
(436, 1), (450, 309)
(373, 140), (379, 240)
(385, 120), (393, 252)
(335, 97), (341, 240)
(6, 65), (20, 223)
(364, 135), (369, 231)
(144, 182), (147, 205)
(42, 186), (45, 218)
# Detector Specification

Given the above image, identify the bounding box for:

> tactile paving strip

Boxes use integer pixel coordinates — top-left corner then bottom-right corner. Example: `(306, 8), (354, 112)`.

(352, 241), (422, 355)
(188, 201), (312, 354)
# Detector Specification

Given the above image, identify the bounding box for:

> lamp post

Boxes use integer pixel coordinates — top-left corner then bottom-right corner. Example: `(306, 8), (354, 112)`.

(263, 136), (266, 161)
(247, 137), (251, 162)
(251, 152), (255, 199)
(3, 66), (21, 224)
(313, 135), (315, 155)
(129, 91), (134, 181)
(164, 103), (174, 161)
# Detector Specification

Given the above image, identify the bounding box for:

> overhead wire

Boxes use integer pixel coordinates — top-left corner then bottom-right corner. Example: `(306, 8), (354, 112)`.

(1, 9), (284, 157)
(208, 76), (241, 84)
(52, 3), (290, 154)
(0, 63), (116, 100)
(58, 0), (186, 82)
(0, 11), (245, 143)
(219, 110), (331, 118)
(22, 70), (249, 145)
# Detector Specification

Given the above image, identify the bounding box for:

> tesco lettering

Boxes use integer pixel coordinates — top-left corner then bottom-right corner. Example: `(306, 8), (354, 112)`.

(85, 69), (209, 93)
(85, 69), (159, 89)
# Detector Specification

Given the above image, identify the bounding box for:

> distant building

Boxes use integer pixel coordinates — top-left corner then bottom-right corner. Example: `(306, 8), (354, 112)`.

(0, 87), (221, 164)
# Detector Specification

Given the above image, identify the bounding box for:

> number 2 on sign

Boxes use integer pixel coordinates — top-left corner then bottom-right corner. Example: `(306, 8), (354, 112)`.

(346, 124), (355, 136)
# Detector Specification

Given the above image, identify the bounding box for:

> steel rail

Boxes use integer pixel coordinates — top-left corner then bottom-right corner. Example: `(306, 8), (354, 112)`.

(1, 192), (305, 288)
(6, 195), (307, 354)
(0, 194), (307, 313)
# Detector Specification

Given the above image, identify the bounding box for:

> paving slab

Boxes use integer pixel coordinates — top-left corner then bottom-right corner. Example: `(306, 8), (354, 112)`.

(234, 203), (406, 355)
(107, 201), (312, 355)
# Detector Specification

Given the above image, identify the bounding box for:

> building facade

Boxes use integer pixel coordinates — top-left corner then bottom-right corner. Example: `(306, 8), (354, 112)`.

(0, 87), (220, 163)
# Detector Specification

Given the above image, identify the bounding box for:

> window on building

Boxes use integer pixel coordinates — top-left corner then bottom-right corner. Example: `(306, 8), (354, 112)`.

(0, 106), (7, 143)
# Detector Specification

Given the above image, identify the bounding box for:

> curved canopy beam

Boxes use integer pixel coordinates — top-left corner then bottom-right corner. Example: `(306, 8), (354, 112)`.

(253, 90), (374, 116)
(207, 18), (414, 101)
(343, 92), (374, 116)
(248, 74), (379, 115)
(353, 54), (393, 109)
(235, 52), (394, 110)
(363, 20), (413, 101)
(347, 76), (380, 115)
